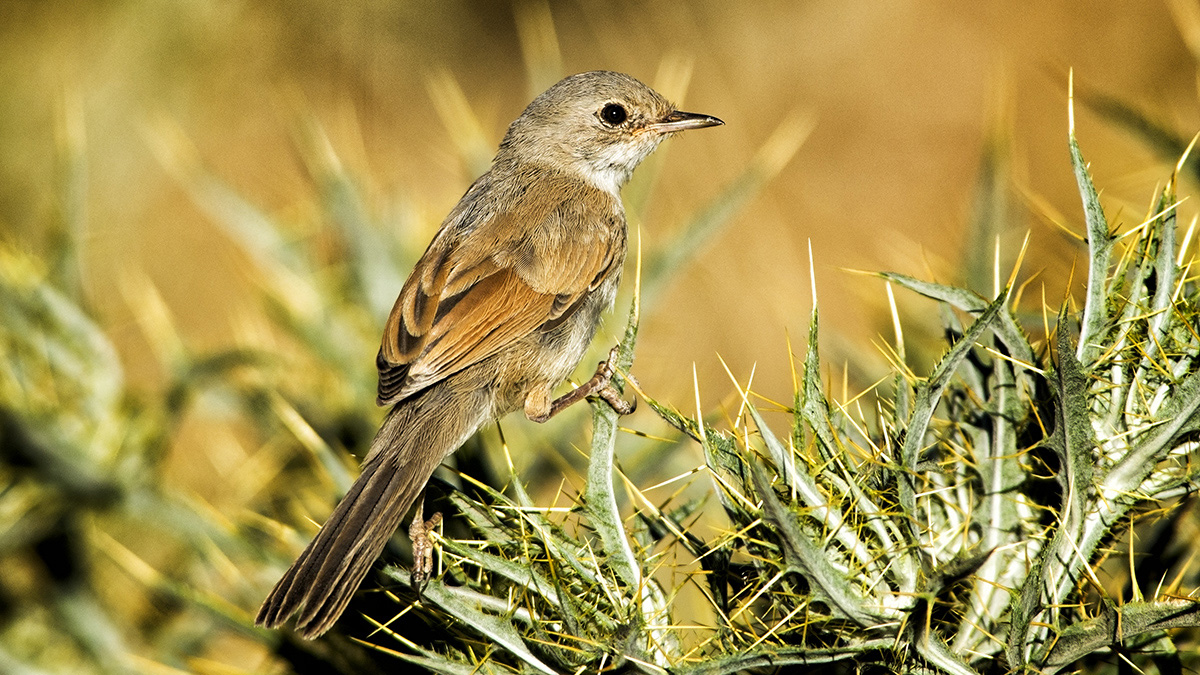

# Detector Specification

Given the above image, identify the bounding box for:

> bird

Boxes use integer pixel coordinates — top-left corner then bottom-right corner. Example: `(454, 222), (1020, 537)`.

(255, 70), (723, 639)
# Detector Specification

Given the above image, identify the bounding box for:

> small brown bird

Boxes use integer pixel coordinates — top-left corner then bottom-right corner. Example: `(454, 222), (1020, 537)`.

(256, 70), (722, 638)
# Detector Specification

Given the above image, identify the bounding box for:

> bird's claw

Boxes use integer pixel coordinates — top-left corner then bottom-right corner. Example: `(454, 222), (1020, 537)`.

(409, 503), (442, 596)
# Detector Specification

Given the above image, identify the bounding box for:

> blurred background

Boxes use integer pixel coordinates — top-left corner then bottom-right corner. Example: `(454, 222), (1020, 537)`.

(6, 0), (1198, 400)
(2, 0), (1199, 672)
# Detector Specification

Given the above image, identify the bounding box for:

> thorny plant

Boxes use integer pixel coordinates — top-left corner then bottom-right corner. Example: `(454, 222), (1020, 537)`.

(3, 66), (1199, 675)
(349, 93), (1200, 674)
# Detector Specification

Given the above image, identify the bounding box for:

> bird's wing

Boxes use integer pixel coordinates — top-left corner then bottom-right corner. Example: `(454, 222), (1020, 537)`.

(376, 181), (623, 406)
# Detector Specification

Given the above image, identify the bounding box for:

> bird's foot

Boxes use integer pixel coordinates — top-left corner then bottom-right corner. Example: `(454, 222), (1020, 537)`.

(588, 345), (638, 415)
(527, 345), (637, 422)
(409, 502), (442, 596)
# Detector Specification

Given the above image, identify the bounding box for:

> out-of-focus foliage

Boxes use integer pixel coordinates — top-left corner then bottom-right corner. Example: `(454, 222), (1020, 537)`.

(4, 4), (1200, 674)
(15, 80), (1198, 675)
(0, 51), (798, 671)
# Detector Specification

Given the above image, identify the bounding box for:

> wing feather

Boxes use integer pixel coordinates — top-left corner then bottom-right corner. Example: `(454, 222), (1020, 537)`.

(376, 178), (623, 406)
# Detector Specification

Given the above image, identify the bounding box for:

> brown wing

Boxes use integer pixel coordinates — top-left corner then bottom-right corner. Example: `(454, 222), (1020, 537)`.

(376, 181), (623, 406)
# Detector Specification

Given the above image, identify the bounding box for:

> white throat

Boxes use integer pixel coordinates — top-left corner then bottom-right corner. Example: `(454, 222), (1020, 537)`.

(577, 163), (630, 197)
(575, 136), (663, 197)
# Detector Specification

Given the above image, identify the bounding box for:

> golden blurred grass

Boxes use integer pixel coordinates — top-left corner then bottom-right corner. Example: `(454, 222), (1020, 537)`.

(3, 0), (1200, 671)
(2, 0), (1195, 399)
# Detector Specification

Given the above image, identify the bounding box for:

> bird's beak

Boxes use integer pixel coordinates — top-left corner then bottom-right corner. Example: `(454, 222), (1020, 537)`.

(648, 110), (725, 133)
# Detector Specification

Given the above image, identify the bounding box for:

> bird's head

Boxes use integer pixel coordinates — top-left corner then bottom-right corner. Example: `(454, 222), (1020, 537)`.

(499, 70), (723, 195)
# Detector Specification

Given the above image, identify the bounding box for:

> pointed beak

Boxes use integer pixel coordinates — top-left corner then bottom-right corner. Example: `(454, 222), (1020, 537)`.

(647, 110), (725, 133)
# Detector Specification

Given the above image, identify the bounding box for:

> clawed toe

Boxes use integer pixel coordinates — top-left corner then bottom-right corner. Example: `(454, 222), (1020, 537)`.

(528, 345), (639, 422)
(594, 383), (637, 415)
(409, 504), (442, 596)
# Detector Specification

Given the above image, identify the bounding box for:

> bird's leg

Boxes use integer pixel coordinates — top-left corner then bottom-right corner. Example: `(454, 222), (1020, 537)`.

(408, 499), (442, 595)
(524, 345), (637, 423)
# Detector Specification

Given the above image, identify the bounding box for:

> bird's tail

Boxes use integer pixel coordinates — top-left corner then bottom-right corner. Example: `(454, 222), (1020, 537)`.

(255, 384), (485, 638)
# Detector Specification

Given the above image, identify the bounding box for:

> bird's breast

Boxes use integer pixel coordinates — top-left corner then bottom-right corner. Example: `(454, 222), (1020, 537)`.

(486, 265), (623, 418)
(536, 266), (622, 379)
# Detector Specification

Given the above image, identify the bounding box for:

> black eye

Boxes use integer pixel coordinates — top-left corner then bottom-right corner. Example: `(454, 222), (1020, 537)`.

(599, 103), (628, 126)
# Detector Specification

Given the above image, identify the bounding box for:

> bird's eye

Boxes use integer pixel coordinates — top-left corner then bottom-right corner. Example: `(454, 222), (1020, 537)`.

(599, 103), (628, 126)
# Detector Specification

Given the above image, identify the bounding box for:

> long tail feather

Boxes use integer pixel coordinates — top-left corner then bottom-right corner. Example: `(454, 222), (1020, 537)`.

(256, 383), (485, 638)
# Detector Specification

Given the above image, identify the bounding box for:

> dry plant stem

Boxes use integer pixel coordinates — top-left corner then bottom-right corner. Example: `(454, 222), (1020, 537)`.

(528, 345), (636, 423)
